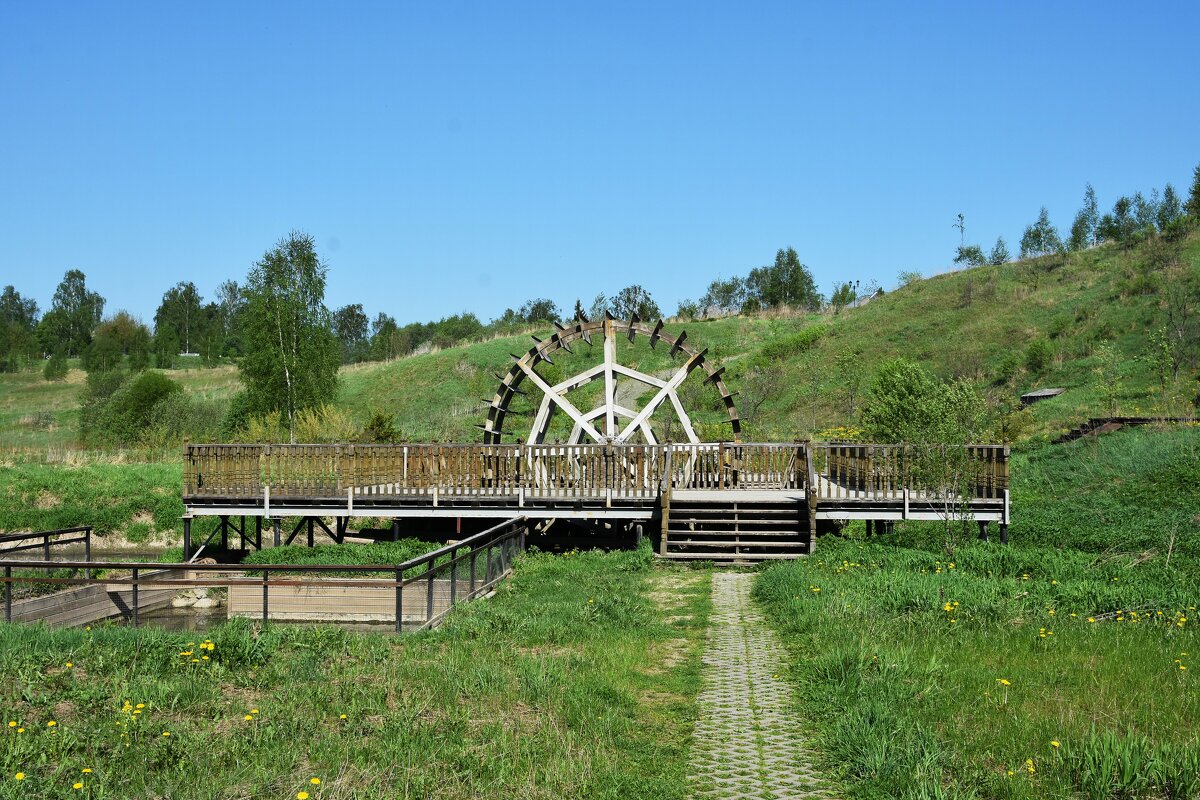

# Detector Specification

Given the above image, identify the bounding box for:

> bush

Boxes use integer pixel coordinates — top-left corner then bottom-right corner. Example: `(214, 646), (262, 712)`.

(757, 324), (827, 363)
(42, 349), (68, 381)
(1025, 338), (1053, 374)
(84, 371), (182, 446)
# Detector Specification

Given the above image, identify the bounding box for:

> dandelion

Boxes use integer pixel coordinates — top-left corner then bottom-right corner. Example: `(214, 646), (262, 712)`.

(6, 722), (14, 728)
(73, 782), (84, 790)
(298, 793), (309, 800)
(16, 728), (23, 734)
(310, 777), (321, 785)
(162, 731), (171, 737)
(339, 714), (347, 720)
(47, 721), (57, 728)
(65, 662), (73, 668)
(15, 773), (26, 781)
(1087, 617), (1096, 623)
(1025, 758), (1036, 774)
(997, 678), (1011, 686)
(244, 715), (253, 721)
(1050, 740), (1060, 748)
(82, 768), (92, 774)
(251, 709), (259, 715)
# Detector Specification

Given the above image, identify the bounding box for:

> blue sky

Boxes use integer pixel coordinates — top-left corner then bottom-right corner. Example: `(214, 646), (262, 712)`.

(2, 1), (1197, 325)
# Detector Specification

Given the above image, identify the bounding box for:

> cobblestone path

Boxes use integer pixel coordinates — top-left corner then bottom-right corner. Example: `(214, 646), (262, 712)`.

(689, 572), (833, 800)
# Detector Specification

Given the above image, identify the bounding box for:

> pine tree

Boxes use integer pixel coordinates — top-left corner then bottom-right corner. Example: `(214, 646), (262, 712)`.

(989, 237), (1010, 265)
(1185, 163), (1200, 218)
(1157, 183), (1182, 231)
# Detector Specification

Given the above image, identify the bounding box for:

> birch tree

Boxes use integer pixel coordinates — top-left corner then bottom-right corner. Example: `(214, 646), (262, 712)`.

(239, 231), (339, 442)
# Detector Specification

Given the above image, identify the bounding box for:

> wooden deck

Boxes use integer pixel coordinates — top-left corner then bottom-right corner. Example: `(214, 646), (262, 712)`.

(183, 441), (1009, 522)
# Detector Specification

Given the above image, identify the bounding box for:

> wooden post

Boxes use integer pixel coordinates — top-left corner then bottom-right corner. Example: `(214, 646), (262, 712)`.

(255, 517), (262, 550)
(978, 521), (989, 541)
(307, 517), (314, 548)
(131, 568), (139, 628)
(272, 518), (281, 548)
(220, 516), (229, 551)
(183, 517), (192, 560)
(391, 518), (400, 542)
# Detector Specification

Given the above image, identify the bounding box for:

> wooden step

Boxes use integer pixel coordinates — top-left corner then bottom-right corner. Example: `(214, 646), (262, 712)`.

(668, 516), (798, 525)
(659, 552), (806, 561)
(668, 527), (802, 537)
(666, 540), (807, 549)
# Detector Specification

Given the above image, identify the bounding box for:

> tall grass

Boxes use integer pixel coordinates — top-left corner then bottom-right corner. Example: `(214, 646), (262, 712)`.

(0, 547), (711, 799)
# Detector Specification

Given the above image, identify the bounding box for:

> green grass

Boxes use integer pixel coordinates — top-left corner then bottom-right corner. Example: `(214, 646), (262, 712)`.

(0, 457), (182, 542)
(0, 546), (711, 799)
(755, 428), (1200, 799)
(4, 231), (1197, 451)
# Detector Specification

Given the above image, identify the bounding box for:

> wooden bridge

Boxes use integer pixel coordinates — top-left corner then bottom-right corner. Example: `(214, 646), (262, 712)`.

(183, 441), (1010, 563)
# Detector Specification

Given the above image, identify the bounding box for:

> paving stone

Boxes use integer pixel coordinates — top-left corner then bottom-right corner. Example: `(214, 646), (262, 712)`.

(689, 572), (835, 800)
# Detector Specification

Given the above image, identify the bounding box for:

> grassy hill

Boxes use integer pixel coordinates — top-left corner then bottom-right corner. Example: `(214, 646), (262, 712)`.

(1, 231), (1197, 542)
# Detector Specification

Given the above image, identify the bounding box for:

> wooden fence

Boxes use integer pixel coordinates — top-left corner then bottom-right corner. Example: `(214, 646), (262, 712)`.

(184, 442), (1009, 502)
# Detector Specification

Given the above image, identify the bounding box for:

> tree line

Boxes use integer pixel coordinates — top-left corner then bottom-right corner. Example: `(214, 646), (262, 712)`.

(950, 163), (1200, 269)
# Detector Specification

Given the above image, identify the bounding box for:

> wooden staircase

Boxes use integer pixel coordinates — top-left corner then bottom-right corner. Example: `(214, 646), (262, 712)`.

(658, 496), (811, 564)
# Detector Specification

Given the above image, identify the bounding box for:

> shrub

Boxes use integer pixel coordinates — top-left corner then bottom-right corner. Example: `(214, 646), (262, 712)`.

(42, 349), (68, 381)
(757, 325), (827, 363)
(95, 371), (183, 445)
(1025, 338), (1053, 374)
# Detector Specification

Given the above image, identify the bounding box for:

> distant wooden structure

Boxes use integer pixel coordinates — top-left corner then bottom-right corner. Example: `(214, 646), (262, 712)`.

(1020, 387), (1065, 406)
(183, 317), (1011, 564)
(183, 441), (1010, 564)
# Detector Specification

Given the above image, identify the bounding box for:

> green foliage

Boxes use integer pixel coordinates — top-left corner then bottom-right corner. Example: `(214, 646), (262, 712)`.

(331, 302), (370, 364)
(239, 231), (341, 442)
(896, 269), (922, 287)
(953, 244), (987, 267)
(362, 410), (399, 443)
(754, 511), (1200, 799)
(37, 270), (104, 357)
(242, 539), (439, 570)
(1019, 207), (1064, 259)
(747, 247), (822, 310)
(756, 324), (827, 363)
(41, 349), (68, 382)
(860, 358), (988, 444)
(0, 285), (40, 372)
(1024, 338), (1053, 374)
(88, 371), (183, 446)
(0, 548), (707, 799)
(989, 236), (1010, 265)
(1186, 163), (1200, 219)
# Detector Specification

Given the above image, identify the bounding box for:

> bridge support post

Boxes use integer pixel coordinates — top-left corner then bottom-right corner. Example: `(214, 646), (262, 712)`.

(272, 518), (281, 548)
(391, 518), (400, 542)
(978, 521), (989, 542)
(255, 517), (262, 550)
(307, 518), (314, 548)
(1000, 524), (1008, 545)
(183, 517), (191, 559)
(220, 516), (229, 551)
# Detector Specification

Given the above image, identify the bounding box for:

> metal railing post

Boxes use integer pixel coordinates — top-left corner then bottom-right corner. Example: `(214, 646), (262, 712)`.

(449, 548), (458, 610)
(84, 528), (92, 579)
(131, 568), (139, 628)
(426, 566), (435, 626)
(395, 567), (403, 633)
(469, 548), (477, 597)
(4, 565), (11, 622)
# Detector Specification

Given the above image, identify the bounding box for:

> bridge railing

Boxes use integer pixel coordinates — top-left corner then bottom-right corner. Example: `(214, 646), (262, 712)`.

(809, 443), (1009, 501)
(183, 442), (1008, 502)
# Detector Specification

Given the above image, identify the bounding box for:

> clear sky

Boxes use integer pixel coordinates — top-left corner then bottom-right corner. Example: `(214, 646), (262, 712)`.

(2, 1), (1197, 326)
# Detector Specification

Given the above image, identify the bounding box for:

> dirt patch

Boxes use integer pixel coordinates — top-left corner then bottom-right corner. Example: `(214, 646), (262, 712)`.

(647, 572), (705, 610)
(35, 490), (62, 510)
(643, 637), (692, 676)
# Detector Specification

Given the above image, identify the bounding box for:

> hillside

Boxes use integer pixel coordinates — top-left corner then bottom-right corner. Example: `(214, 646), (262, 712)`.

(1, 231), (1197, 453)
(341, 230), (1200, 444)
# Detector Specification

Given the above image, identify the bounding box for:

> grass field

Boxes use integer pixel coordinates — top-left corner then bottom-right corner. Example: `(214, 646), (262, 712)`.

(756, 427), (1200, 799)
(0, 546), (711, 800)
